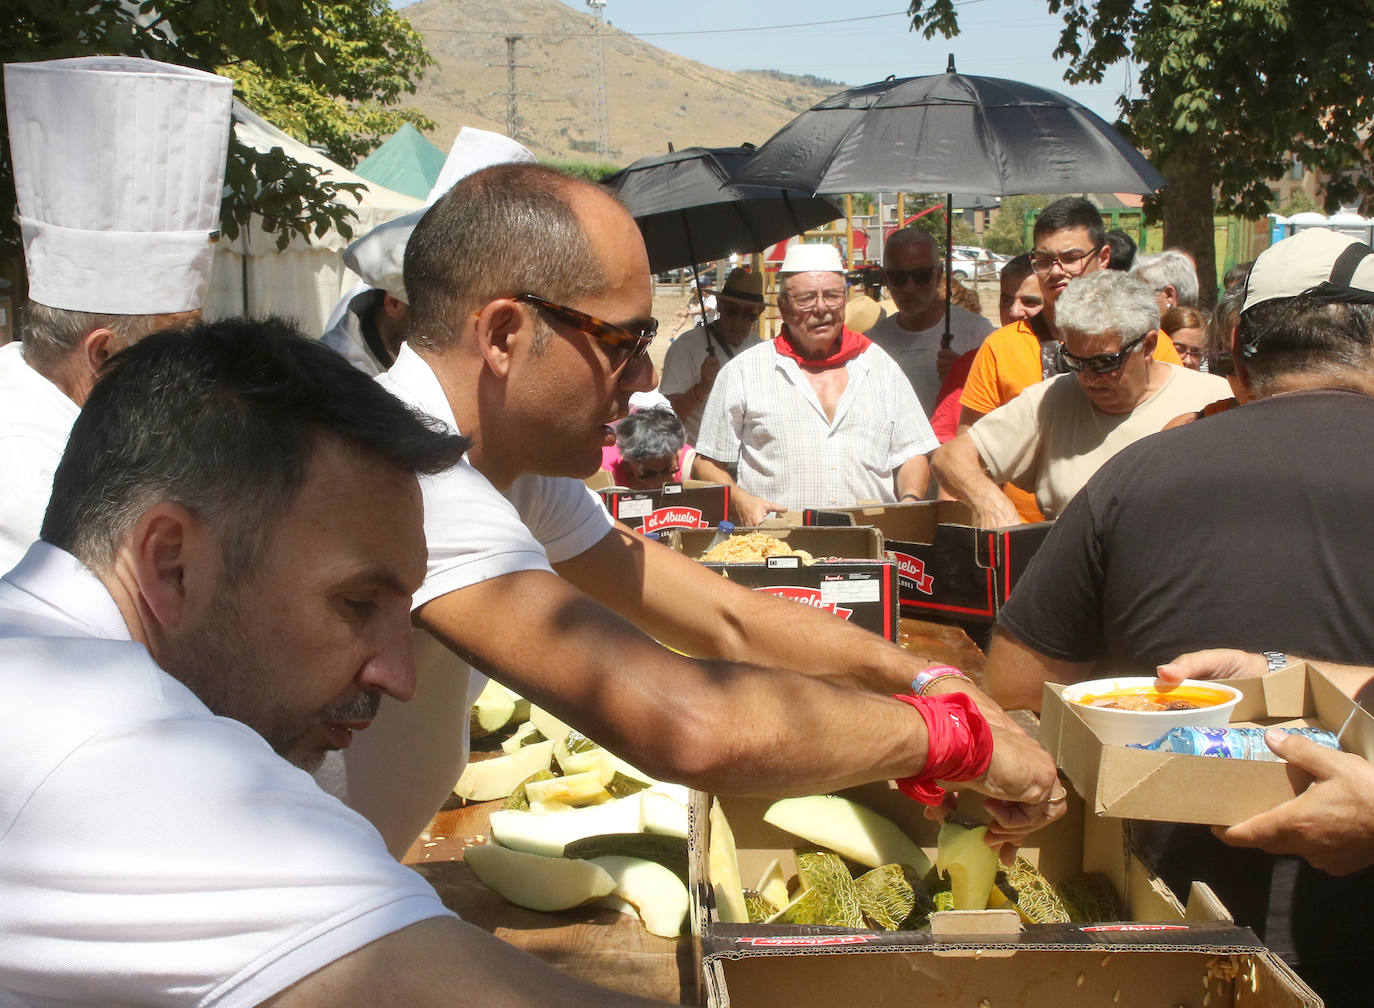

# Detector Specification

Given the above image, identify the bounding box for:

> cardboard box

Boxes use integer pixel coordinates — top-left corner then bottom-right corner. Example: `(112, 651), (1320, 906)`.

(599, 480), (732, 534)
(803, 500), (1053, 624)
(666, 526), (900, 642)
(690, 784), (1320, 1008)
(1043, 661), (1374, 827)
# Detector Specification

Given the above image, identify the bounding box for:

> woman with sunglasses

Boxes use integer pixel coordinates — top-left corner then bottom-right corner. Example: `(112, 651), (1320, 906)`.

(932, 271), (1231, 527)
(600, 405), (695, 490)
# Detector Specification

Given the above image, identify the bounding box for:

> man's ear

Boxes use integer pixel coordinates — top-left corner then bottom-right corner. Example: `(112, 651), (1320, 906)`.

(127, 502), (214, 631)
(473, 298), (526, 378)
(80, 327), (118, 376)
(1142, 328), (1159, 357)
(382, 293), (408, 319)
(1096, 243), (1112, 271)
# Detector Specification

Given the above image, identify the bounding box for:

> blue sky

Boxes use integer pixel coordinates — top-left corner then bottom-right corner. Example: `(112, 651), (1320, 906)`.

(549, 0), (1131, 123)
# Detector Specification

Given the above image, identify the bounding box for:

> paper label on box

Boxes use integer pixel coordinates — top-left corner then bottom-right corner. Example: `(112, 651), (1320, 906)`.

(820, 578), (880, 604)
(765, 556), (801, 568)
(619, 497), (653, 519)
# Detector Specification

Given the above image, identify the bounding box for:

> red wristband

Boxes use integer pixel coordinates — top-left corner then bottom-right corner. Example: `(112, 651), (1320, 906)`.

(891, 692), (995, 805)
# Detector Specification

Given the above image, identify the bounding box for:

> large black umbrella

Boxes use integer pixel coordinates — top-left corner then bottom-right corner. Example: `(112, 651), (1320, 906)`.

(601, 145), (843, 276)
(733, 60), (1164, 198)
(734, 59), (1166, 345)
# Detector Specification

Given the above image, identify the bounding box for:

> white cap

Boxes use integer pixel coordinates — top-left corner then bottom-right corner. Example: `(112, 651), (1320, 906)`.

(1242, 228), (1374, 314)
(780, 242), (844, 274)
(5, 56), (233, 315)
(344, 126), (537, 302)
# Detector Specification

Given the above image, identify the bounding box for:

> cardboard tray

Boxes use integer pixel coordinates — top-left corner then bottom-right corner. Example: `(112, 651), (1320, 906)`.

(599, 480), (732, 534)
(665, 526), (900, 642)
(688, 783), (1320, 1008)
(802, 500), (1053, 624)
(1042, 661), (1374, 827)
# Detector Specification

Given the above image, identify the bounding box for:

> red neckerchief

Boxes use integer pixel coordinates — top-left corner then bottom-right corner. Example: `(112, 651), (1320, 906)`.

(774, 324), (872, 369)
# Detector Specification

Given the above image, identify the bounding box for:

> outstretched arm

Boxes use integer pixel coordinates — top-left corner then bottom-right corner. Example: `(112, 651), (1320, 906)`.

(931, 433), (1021, 529)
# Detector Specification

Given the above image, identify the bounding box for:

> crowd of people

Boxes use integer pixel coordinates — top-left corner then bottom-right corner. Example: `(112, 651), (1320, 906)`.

(2, 53), (1373, 1008)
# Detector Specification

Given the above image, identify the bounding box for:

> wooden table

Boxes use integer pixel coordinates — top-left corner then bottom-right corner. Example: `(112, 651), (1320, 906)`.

(401, 617), (988, 1005)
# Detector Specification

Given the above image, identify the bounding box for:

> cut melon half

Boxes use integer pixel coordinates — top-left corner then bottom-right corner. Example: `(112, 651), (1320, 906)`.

(763, 795), (932, 876)
(464, 843), (615, 911)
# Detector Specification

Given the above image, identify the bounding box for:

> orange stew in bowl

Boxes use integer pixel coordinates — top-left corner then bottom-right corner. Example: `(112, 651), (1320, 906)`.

(1071, 684), (1232, 712)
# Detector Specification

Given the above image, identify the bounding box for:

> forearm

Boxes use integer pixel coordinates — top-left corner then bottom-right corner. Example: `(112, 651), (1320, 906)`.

(894, 454), (931, 501)
(983, 628), (1093, 713)
(931, 435), (1018, 526)
(691, 454), (737, 489)
(666, 386), (703, 419)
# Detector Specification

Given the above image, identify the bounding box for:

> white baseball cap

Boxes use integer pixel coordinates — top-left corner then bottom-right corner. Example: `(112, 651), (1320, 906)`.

(1242, 228), (1374, 315)
(5, 56), (233, 314)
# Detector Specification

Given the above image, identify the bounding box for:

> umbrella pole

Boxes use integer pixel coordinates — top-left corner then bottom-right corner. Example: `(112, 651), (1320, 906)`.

(684, 214), (713, 354)
(942, 193), (953, 351)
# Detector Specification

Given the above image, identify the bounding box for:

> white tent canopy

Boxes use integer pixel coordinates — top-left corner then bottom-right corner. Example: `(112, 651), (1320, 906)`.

(204, 101), (424, 335)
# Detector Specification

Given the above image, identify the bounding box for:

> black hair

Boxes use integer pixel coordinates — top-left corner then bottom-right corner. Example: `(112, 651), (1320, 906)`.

(43, 315), (468, 581)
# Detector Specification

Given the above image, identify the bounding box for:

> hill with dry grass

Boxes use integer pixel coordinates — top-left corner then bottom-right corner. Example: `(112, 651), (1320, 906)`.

(401, 0), (839, 166)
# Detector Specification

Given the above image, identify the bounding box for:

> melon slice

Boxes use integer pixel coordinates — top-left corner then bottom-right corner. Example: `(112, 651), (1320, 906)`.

(934, 819), (999, 911)
(589, 855), (690, 937)
(708, 798), (749, 923)
(464, 844), (615, 911)
(452, 739), (555, 802)
(763, 795), (932, 875)
(469, 679), (518, 740)
(489, 794), (645, 857)
(523, 770), (612, 807)
(529, 705), (574, 749)
(756, 858), (791, 911)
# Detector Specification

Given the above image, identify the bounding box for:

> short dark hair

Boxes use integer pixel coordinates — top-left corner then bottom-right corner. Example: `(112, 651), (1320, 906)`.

(1033, 197), (1106, 250)
(43, 316), (469, 581)
(1233, 299), (1374, 394)
(999, 253), (1034, 289)
(1104, 229), (1137, 271)
(404, 163), (608, 353)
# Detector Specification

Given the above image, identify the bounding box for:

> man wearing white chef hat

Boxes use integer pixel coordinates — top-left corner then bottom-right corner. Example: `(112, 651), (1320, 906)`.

(321, 126), (536, 375)
(0, 55), (232, 571)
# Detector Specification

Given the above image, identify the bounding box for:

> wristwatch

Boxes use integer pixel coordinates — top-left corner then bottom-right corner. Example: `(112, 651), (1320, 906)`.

(1261, 650), (1288, 674)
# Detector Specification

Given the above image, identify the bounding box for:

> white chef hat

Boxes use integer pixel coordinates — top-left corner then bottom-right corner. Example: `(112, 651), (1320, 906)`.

(4, 56), (233, 315)
(343, 126), (536, 302)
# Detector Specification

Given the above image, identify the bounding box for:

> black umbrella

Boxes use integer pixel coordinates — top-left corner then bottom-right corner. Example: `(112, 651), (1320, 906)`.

(734, 58), (1166, 345)
(601, 144), (843, 277)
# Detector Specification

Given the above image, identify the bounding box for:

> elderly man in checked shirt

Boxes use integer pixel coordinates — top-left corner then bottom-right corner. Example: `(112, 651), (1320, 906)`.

(694, 243), (937, 525)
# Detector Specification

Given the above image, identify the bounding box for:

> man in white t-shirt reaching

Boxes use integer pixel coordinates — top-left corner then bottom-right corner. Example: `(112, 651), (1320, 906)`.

(325, 163), (1067, 860)
(865, 228), (994, 413)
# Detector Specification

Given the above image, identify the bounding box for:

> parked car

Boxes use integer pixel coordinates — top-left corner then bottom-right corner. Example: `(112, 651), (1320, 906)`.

(655, 264), (718, 287)
(947, 248), (1002, 281)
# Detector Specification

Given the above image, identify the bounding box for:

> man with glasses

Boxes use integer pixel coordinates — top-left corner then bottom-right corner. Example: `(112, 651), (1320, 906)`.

(978, 226), (1374, 1008)
(931, 270), (1227, 527)
(658, 267), (767, 442)
(322, 163), (1063, 860)
(864, 228), (994, 414)
(693, 243), (938, 525)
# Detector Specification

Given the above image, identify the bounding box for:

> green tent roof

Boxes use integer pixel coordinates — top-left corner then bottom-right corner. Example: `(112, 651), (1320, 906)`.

(355, 123), (445, 200)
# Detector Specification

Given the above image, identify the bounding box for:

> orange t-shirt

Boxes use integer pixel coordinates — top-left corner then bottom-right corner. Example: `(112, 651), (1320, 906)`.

(959, 320), (1182, 523)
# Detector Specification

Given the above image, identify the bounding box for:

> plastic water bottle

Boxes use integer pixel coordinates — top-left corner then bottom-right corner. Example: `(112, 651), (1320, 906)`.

(1129, 725), (1341, 761)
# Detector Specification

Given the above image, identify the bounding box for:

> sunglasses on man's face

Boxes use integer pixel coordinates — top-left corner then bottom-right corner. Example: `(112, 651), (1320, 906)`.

(515, 293), (657, 374)
(884, 267), (938, 286)
(1059, 332), (1147, 374)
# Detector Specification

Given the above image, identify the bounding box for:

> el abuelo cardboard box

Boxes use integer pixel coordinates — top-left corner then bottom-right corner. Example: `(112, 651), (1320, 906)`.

(689, 784), (1320, 1008)
(1044, 661), (1374, 827)
(597, 479), (732, 534)
(803, 500), (1052, 624)
(666, 525), (900, 642)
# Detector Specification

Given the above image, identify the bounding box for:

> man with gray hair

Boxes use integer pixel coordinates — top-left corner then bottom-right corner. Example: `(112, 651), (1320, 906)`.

(1133, 248), (1200, 313)
(931, 270), (1228, 526)
(978, 226), (1374, 1008)
(0, 56), (232, 571)
(864, 227), (993, 412)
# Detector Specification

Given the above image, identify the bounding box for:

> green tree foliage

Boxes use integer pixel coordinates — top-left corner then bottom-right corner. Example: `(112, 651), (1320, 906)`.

(982, 195), (1052, 255)
(3, 0), (433, 260)
(904, 0), (1374, 307)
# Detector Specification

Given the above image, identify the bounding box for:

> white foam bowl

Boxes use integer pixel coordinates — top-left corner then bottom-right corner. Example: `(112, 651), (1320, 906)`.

(1061, 676), (1243, 748)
